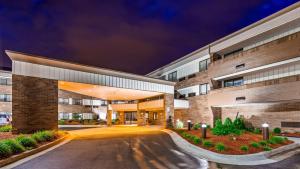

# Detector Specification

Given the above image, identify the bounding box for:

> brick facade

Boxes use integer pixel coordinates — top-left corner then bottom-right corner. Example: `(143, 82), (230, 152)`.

(12, 75), (58, 133)
(173, 32), (300, 131)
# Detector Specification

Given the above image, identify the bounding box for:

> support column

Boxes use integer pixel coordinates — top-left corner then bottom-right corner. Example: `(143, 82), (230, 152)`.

(107, 101), (112, 126)
(164, 94), (174, 128)
(137, 101), (146, 126)
(12, 75), (58, 134)
(118, 111), (125, 125)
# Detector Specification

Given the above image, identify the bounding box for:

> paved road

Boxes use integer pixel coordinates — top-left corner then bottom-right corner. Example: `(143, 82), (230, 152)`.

(12, 126), (211, 169)
(9, 126), (300, 169)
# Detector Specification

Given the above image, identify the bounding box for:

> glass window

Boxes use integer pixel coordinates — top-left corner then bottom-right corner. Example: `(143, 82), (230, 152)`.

(153, 112), (158, 120)
(199, 59), (210, 72)
(224, 77), (244, 87)
(188, 93), (196, 97)
(199, 83), (209, 95)
(73, 99), (82, 105)
(168, 71), (177, 82)
(0, 94), (12, 102)
(0, 78), (12, 86)
(58, 98), (69, 104)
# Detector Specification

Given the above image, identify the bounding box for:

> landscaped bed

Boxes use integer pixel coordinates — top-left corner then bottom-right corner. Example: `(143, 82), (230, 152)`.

(173, 118), (293, 155)
(0, 125), (67, 160)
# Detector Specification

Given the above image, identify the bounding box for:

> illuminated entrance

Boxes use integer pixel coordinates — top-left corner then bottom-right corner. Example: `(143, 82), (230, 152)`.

(6, 50), (175, 133)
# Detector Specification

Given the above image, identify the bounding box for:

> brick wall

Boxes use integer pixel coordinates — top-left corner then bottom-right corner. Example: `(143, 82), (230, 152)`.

(12, 75), (58, 133)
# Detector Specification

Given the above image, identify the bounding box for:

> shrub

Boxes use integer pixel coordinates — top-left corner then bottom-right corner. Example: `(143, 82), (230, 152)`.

(215, 143), (226, 152)
(253, 128), (261, 134)
(40, 131), (55, 141)
(193, 137), (202, 144)
(240, 145), (249, 152)
(0, 141), (12, 158)
(0, 125), (12, 132)
(16, 136), (37, 148)
(203, 140), (213, 148)
(233, 117), (246, 130)
(2, 139), (25, 154)
(250, 142), (260, 148)
(273, 128), (281, 134)
(263, 146), (272, 151)
(259, 140), (268, 146)
(193, 123), (201, 130)
(223, 118), (233, 129)
(212, 119), (229, 136)
(32, 132), (47, 143)
(270, 136), (285, 144)
(267, 139), (277, 145)
(58, 120), (65, 125)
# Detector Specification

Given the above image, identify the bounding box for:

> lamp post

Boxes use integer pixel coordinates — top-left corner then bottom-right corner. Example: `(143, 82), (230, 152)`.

(187, 120), (191, 131)
(201, 124), (207, 139)
(262, 122), (269, 140)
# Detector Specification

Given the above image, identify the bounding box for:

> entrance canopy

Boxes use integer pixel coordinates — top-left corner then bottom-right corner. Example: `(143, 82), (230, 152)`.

(6, 50), (175, 96)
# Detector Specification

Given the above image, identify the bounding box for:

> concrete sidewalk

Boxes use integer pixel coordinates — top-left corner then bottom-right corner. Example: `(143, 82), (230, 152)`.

(162, 129), (300, 165)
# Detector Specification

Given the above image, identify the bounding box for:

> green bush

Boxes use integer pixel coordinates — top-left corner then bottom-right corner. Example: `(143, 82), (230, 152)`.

(267, 139), (276, 145)
(240, 145), (249, 152)
(2, 139), (25, 154)
(32, 132), (47, 143)
(40, 131), (55, 141)
(215, 143), (226, 152)
(16, 136), (37, 148)
(263, 146), (272, 151)
(212, 119), (229, 136)
(58, 120), (65, 125)
(233, 117), (246, 130)
(273, 128), (281, 134)
(270, 136), (285, 144)
(193, 137), (202, 144)
(0, 141), (12, 158)
(250, 142), (260, 148)
(0, 125), (12, 132)
(193, 123), (201, 130)
(259, 140), (268, 146)
(253, 128), (261, 134)
(203, 140), (213, 147)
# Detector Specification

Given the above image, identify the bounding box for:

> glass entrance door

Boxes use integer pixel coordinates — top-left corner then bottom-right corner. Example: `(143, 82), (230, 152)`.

(125, 112), (137, 124)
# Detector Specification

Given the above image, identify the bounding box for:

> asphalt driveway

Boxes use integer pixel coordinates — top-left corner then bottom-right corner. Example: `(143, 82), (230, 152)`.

(11, 126), (211, 169)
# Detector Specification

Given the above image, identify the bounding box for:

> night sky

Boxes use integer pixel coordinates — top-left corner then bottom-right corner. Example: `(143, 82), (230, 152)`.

(0, 0), (299, 75)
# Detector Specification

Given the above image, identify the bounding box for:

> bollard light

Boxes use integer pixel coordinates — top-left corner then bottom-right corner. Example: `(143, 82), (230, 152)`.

(262, 122), (269, 140)
(201, 124), (207, 139)
(187, 120), (191, 131)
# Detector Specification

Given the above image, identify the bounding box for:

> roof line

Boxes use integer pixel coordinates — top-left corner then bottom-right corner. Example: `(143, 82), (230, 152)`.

(146, 1), (300, 76)
(6, 50), (175, 86)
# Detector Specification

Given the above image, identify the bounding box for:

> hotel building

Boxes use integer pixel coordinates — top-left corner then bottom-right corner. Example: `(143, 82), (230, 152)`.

(0, 2), (300, 133)
(147, 2), (300, 132)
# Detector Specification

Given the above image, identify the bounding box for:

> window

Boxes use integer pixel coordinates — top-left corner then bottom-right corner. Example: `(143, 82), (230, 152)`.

(0, 94), (12, 102)
(188, 93), (196, 97)
(224, 77), (244, 87)
(0, 78), (12, 86)
(236, 96), (246, 101)
(73, 99), (82, 105)
(199, 59), (210, 72)
(187, 74), (196, 79)
(153, 112), (158, 120)
(58, 98), (69, 105)
(179, 94), (186, 99)
(236, 63), (245, 69)
(168, 71), (177, 82)
(199, 83), (209, 95)
(224, 48), (243, 58)
(178, 77), (186, 82)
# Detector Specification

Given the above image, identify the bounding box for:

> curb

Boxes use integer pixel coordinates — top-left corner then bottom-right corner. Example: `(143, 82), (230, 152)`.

(0, 134), (70, 167)
(162, 129), (300, 165)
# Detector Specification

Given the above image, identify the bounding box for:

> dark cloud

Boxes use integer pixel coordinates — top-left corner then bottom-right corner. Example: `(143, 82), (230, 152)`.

(0, 0), (298, 74)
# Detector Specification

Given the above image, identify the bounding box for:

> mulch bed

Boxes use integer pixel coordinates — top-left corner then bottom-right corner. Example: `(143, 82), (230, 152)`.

(280, 132), (300, 138)
(0, 132), (23, 140)
(174, 129), (293, 155)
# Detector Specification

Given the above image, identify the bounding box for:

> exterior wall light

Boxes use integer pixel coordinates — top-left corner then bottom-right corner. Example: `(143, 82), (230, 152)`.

(262, 122), (269, 140)
(201, 124), (207, 138)
(187, 120), (191, 131)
